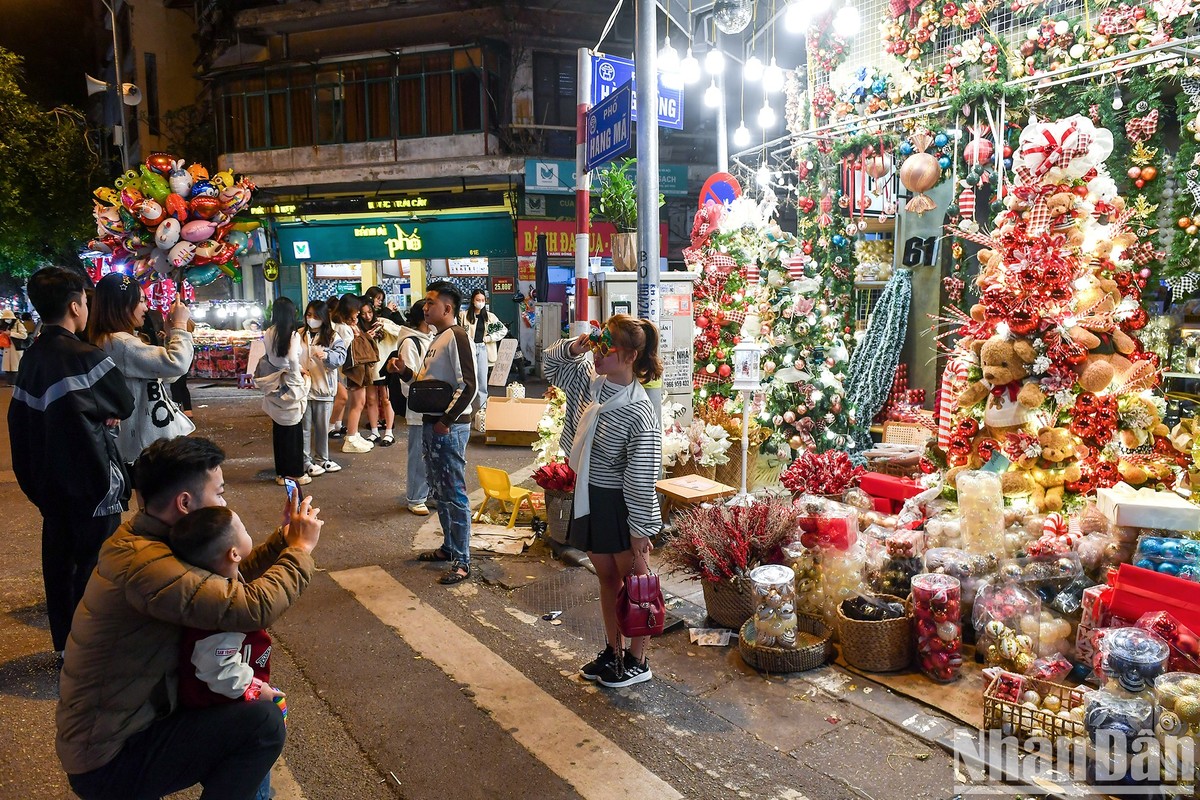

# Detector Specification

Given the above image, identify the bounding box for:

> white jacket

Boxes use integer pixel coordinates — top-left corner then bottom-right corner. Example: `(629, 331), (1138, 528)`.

(258, 328), (308, 426)
(301, 328), (347, 401)
(396, 326), (436, 424)
(101, 329), (195, 462)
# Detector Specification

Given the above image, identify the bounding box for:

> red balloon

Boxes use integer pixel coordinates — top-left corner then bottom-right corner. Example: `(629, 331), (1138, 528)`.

(189, 196), (221, 220)
(146, 152), (174, 175)
(165, 194), (189, 221)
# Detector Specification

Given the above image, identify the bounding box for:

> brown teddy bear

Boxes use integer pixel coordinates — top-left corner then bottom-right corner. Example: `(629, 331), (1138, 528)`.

(1044, 192), (1076, 221)
(1118, 458), (1175, 487)
(1118, 395), (1170, 450)
(957, 337), (1047, 413)
(1028, 427), (1083, 511)
(975, 249), (1004, 292)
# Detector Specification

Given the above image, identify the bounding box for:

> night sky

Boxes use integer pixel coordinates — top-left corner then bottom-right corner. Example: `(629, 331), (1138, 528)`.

(0, 0), (97, 108)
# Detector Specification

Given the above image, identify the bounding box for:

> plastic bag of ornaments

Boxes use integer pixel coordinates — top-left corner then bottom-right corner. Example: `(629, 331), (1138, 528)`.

(1133, 535), (1200, 583)
(1000, 553), (1084, 604)
(1093, 627), (1171, 698)
(973, 580), (1041, 673)
(1136, 611), (1200, 675)
(865, 525), (925, 597)
(793, 495), (860, 552)
(1153, 672), (1200, 785)
(924, 547), (999, 620)
(781, 540), (825, 619)
(815, 543), (868, 629)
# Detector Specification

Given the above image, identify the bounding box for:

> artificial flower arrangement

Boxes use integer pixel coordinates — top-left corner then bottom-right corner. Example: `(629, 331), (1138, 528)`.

(661, 401), (692, 468)
(780, 450), (865, 496)
(660, 494), (800, 583)
(531, 386), (566, 467)
(532, 461), (576, 493)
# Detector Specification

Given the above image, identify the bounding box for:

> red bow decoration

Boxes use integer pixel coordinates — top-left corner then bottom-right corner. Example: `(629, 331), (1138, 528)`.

(1015, 121), (1091, 186)
(1125, 109), (1160, 143)
(888, 0), (923, 25)
(1126, 241), (1161, 266)
(990, 381), (1023, 402)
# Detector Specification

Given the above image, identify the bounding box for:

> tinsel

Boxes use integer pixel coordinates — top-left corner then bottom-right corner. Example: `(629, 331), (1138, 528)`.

(779, 450), (865, 495)
(846, 270), (913, 452)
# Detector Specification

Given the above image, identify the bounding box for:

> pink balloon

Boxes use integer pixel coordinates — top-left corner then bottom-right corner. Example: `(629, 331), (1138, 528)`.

(181, 219), (218, 243)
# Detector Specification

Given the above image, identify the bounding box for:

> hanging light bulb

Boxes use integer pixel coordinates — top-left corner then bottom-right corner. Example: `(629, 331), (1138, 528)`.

(1112, 88), (1124, 110)
(785, 2), (810, 32)
(762, 58), (785, 94)
(704, 79), (722, 109)
(680, 48), (701, 84)
(758, 98), (776, 129)
(743, 55), (764, 82)
(757, 163), (772, 187)
(733, 120), (751, 147)
(659, 35), (680, 73)
(833, 3), (861, 36)
(705, 48), (726, 75)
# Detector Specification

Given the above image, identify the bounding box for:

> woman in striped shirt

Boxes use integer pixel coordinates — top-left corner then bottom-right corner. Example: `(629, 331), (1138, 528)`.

(543, 315), (663, 688)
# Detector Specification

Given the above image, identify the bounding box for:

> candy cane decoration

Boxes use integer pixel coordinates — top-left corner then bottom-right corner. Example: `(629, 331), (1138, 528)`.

(958, 187), (976, 220)
(937, 358), (971, 450)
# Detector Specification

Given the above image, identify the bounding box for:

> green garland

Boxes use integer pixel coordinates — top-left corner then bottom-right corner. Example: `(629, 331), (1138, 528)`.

(946, 80), (1026, 119)
(831, 132), (901, 162)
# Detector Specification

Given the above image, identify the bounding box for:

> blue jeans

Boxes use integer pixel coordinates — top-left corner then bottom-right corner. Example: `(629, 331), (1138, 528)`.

(406, 422), (429, 505)
(473, 342), (489, 411)
(255, 772), (271, 800)
(423, 422), (471, 565)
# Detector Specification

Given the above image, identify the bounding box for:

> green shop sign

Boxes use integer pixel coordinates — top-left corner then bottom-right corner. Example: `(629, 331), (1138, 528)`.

(275, 214), (514, 266)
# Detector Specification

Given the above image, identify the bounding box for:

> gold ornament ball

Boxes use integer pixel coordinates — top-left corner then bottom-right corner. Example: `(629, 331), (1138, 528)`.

(1179, 217), (1193, 229)
(1175, 696), (1200, 725)
(1189, 225), (1199, 237)
(900, 152), (941, 194)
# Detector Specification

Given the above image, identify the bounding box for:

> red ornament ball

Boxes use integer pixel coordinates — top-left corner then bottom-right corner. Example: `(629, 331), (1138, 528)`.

(718, 363), (732, 379)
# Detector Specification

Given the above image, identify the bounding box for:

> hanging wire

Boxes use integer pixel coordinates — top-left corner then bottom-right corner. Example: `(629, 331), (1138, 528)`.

(594, 0), (624, 51)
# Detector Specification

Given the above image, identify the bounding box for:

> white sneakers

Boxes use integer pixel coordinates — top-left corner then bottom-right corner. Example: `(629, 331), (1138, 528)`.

(321, 459), (342, 473)
(408, 502), (430, 516)
(275, 474), (312, 486)
(342, 433), (375, 454)
(306, 462), (326, 476)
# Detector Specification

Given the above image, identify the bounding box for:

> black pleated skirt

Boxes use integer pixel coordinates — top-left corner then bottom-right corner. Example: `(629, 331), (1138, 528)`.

(567, 484), (632, 555)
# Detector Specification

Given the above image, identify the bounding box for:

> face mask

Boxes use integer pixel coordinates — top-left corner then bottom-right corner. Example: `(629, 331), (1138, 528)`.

(306, 318), (321, 329)
(474, 301), (486, 310)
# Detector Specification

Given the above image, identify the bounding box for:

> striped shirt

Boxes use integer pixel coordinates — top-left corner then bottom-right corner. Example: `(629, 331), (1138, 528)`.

(543, 340), (662, 538)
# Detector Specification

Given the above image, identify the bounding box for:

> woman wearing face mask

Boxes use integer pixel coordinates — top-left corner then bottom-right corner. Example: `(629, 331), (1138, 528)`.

(358, 300), (401, 447)
(300, 300), (347, 475)
(458, 289), (506, 420)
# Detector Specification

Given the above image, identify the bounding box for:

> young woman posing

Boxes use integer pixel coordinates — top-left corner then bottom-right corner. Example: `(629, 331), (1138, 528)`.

(300, 300), (347, 475)
(358, 300), (400, 447)
(326, 294), (351, 440)
(259, 297), (310, 486)
(385, 300), (436, 516)
(459, 289), (506, 418)
(542, 314), (663, 688)
(336, 294), (378, 454)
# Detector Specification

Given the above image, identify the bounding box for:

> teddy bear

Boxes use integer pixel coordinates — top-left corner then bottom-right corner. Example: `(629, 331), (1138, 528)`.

(957, 337), (1047, 418)
(1118, 395), (1170, 450)
(1027, 427), (1083, 511)
(975, 249), (1004, 292)
(1044, 192), (1076, 222)
(1118, 458), (1175, 487)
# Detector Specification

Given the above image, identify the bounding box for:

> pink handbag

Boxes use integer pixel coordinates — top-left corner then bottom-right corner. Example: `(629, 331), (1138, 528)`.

(616, 573), (665, 637)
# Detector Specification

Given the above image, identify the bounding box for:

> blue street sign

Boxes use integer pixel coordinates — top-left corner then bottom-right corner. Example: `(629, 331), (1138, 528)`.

(591, 52), (684, 131)
(585, 84), (633, 173)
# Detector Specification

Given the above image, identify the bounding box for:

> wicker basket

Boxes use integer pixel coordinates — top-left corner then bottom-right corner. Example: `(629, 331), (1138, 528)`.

(865, 457), (923, 480)
(882, 420), (934, 446)
(715, 447), (757, 489)
(701, 577), (756, 629)
(739, 614), (832, 673)
(671, 460), (717, 480)
(543, 489), (572, 545)
(983, 672), (1089, 743)
(836, 595), (914, 673)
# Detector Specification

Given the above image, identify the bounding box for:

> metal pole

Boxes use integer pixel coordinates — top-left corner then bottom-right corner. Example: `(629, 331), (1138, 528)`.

(716, 70), (729, 172)
(574, 48), (592, 335)
(635, 0), (660, 324)
(101, 0), (128, 172)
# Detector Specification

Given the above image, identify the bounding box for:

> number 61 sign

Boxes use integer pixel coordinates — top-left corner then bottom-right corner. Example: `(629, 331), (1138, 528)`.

(900, 236), (939, 268)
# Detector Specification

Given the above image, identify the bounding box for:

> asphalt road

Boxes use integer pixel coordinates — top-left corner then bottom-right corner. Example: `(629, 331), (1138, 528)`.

(0, 382), (970, 800)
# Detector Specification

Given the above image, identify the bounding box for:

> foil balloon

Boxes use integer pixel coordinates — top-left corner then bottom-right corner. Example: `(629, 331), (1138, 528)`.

(139, 165), (170, 202)
(87, 237), (114, 254)
(231, 220), (261, 232)
(211, 169), (235, 191)
(120, 186), (144, 211)
(210, 242), (237, 264)
(168, 159), (192, 196)
(186, 163), (209, 183)
(145, 152), (174, 176)
(118, 206), (141, 235)
(149, 248), (170, 277)
(216, 262), (240, 280)
(132, 257), (154, 280)
(189, 195), (221, 220)
(136, 199), (165, 228)
(186, 264), (221, 286)
(181, 219), (218, 242)
(193, 239), (222, 260)
(164, 193), (188, 222)
(155, 217), (181, 250)
(219, 184), (251, 214)
(94, 186), (120, 205)
(95, 205), (124, 236)
(226, 230), (250, 255)
(112, 169), (141, 191)
(190, 180), (217, 199)
(168, 240), (197, 268)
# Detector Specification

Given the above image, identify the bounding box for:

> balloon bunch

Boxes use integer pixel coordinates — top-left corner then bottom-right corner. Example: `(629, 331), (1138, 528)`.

(89, 152), (256, 287)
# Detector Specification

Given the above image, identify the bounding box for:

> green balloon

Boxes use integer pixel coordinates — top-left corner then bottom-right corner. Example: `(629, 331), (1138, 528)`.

(185, 264), (222, 286)
(140, 165), (170, 202)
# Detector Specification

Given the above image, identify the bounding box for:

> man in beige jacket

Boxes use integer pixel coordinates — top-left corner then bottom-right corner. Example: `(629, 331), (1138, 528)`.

(57, 436), (324, 800)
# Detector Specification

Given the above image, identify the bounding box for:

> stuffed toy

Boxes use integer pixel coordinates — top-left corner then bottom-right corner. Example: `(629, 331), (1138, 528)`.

(1044, 192), (1077, 221)
(1027, 427), (1083, 511)
(1119, 458), (1175, 487)
(1118, 395), (1170, 450)
(957, 337), (1046, 416)
(975, 249), (1004, 292)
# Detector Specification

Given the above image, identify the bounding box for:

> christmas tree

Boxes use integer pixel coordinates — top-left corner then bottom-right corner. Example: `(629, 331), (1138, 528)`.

(939, 114), (1174, 511)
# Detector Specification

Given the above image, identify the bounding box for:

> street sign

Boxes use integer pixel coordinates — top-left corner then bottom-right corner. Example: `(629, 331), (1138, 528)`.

(591, 52), (684, 130)
(699, 172), (742, 208)
(585, 83), (632, 173)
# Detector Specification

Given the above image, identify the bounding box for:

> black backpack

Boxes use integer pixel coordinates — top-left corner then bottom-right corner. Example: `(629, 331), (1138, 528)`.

(386, 335), (428, 416)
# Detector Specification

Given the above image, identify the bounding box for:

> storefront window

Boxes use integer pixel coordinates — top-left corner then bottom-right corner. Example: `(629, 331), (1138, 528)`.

(214, 46), (493, 153)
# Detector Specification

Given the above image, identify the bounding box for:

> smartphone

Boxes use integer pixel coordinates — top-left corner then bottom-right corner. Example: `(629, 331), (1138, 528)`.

(283, 477), (299, 504)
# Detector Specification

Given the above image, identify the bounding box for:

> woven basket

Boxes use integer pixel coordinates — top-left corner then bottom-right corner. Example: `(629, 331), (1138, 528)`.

(671, 460), (717, 480)
(701, 577), (756, 629)
(866, 457), (923, 480)
(836, 595), (914, 673)
(739, 614), (832, 673)
(983, 673), (1088, 743)
(544, 489), (572, 545)
(714, 447), (757, 489)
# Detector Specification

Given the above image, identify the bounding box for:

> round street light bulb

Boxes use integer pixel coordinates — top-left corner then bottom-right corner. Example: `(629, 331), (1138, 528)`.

(733, 121), (751, 148)
(743, 55), (764, 82)
(758, 99), (777, 129)
(762, 58), (785, 94)
(681, 48), (701, 84)
(705, 49), (726, 75)
(757, 164), (772, 187)
(704, 79), (722, 109)
(833, 4), (861, 37)
(785, 2), (810, 32)
(1112, 91), (1124, 110)
(659, 35), (680, 73)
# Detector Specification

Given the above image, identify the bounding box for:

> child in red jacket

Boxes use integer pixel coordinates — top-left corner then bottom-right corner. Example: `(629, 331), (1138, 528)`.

(170, 507), (287, 800)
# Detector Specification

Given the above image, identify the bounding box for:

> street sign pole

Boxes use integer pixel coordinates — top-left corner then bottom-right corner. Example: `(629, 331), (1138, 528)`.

(574, 47), (591, 335)
(635, 0), (661, 425)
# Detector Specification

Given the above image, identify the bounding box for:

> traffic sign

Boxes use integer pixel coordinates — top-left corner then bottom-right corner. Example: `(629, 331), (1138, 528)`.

(591, 52), (684, 131)
(585, 84), (632, 173)
(699, 172), (742, 208)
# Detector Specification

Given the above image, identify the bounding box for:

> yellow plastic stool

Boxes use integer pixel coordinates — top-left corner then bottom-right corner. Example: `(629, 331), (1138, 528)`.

(474, 465), (536, 528)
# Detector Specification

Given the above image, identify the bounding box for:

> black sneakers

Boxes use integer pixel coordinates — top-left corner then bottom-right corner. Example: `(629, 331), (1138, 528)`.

(580, 645), (617, 681)
(597, 652), (652, 688)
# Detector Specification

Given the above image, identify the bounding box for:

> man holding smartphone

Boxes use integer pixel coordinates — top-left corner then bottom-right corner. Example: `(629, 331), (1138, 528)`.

(57, 436), (323, 800)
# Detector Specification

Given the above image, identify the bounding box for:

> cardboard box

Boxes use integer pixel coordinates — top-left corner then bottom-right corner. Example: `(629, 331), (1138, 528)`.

(483, 398), (548, 447)
(655, 475), (737, 505)
(1095, 482), (1200, 531)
